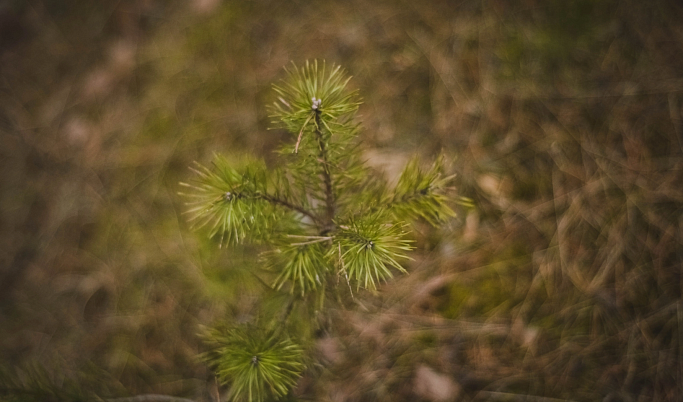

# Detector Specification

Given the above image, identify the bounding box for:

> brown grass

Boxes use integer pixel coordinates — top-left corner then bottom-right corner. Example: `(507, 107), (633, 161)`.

(1, 0), (682, 401)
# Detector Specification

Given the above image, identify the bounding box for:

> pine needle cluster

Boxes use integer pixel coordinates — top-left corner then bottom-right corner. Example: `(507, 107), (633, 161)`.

(201, 326), (304, 402)
(181, 60), (458, 401)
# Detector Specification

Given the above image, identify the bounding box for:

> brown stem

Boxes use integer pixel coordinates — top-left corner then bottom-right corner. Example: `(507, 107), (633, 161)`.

(269, 297), (296, 342)
(314, 110), (336, 234)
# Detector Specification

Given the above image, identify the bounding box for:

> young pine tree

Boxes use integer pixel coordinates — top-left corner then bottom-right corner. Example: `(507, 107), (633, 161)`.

(181, 60), (458, 402)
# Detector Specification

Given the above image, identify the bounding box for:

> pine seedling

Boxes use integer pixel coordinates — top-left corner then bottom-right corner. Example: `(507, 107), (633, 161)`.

(181, 60), (458, 402)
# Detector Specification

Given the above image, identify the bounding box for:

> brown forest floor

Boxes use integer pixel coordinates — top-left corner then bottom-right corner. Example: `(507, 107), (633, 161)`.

(2, 0), (683, 401)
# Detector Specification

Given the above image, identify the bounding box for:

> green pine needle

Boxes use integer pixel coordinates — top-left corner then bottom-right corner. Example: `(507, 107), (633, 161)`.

(332, 215), (413, 291)
(270, 240), (330, 297)
(201, 326), (305, 402)
(182, 61), (462, 400)
(179, 156), (286, 246)
(389, 154), (457, 226)
(268, 60), (361, 150)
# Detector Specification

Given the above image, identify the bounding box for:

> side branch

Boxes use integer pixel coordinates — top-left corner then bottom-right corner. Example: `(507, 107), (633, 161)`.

(259, 193), (320, 224)
(386, 190), (428, 210)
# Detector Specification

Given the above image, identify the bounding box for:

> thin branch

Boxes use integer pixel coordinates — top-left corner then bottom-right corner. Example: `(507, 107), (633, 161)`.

(282, 297), (296, 323)
(386, 191), (428, 210)
(258, 193), (319, 224)
(270, 297), (297, 341)
(360, 189), (433, 218)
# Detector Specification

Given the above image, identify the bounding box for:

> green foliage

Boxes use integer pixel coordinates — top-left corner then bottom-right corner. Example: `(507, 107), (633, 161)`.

(269, 60), (361, 138)
(270, 241), (329, 296)
(184, 61), (456, 401)
(201, 326), (304, 402)
(332, 215), (412, 290)
(389, 155), (456, 226)
(179, 156), (286, 245)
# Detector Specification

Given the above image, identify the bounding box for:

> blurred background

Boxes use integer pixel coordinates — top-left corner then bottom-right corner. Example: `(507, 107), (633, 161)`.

(1, 0), (683, 400)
